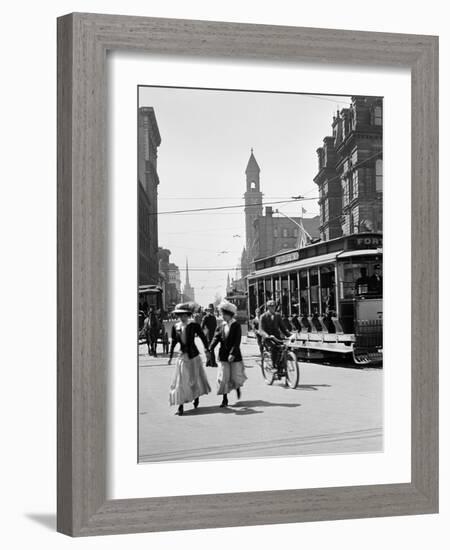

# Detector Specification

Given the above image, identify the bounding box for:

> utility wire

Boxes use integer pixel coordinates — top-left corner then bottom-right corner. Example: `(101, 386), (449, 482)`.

(152, 151), (382, 216)
(152, 198), (315, 216)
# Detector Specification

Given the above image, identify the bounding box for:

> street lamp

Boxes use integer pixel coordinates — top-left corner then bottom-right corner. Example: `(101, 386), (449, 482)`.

(275, 208), (312, 248)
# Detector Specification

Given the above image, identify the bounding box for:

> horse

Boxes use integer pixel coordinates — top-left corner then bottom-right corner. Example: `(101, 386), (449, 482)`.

(143, 311), (161, 357)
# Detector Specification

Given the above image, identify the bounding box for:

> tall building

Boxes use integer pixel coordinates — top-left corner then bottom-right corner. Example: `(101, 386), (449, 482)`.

(314, 96), (383, 240)
(158, 247), (171, 310)
(168, 262), (182, 310)
(138, 107), (161, 285)
(241, 149), (319, 272)
(243, 149), (263, 272)
(182, 258), (195, 302)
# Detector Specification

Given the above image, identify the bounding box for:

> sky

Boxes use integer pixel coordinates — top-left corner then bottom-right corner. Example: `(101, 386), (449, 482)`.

(139, 86), (351, 307)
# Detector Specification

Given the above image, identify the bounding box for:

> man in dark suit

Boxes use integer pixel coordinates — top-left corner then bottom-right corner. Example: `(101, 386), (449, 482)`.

(260, 300), (291, 340)
(368, 264), (383, 295)
(259, 300), (291, 373)
(201, 303), (218, 366)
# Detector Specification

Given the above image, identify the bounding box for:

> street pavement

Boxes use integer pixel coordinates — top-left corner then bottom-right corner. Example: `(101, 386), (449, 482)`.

(138, 337), (383, 463)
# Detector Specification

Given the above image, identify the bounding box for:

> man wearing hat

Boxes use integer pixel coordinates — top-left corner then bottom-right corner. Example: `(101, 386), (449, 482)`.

(368, 264), (383, 295)
(201, 303), (218, 367)
(260, 300), (292, 373)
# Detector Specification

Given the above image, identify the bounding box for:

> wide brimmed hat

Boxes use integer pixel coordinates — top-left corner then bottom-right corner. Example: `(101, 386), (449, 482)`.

(218, 299), (237, 315)
(173, 302), (194, 315)
(206, 303), (215, 311)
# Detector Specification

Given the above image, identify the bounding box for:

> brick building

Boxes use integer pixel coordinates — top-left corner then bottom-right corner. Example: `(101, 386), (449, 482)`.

(314, 96), (383, 240)
(138, 107), (161, 285)
(253, 206), (320, 261)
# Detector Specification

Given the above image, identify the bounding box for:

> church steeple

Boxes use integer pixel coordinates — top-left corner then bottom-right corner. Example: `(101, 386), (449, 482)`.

(183, 257), (195, 302)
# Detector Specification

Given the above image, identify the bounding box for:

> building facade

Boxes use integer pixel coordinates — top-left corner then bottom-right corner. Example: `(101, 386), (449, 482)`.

(314, 96), (383, 241)
(253, 206), (320, 260)
(138, 107), (162, 285)
(167, 262), (182, 310)
(241, 149), (319, 272)
(157, 247), (171, 310)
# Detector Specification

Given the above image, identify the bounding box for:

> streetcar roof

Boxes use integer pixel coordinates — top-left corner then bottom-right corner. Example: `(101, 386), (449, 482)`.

(248, 251), (338, 279)
(338, 249), (382, 259)
(247, 248), (382, 280)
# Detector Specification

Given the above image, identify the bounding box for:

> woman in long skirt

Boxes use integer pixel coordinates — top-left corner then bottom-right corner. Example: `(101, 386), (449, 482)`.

(168, 302), (211, 416)
(209, 300), (247, 408)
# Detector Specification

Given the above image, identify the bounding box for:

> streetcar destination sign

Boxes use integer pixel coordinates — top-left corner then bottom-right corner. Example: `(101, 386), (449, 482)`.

(275, 251), (300, 265)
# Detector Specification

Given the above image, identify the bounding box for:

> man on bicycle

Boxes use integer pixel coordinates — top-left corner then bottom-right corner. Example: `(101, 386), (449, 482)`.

(259, 300), (292, 373)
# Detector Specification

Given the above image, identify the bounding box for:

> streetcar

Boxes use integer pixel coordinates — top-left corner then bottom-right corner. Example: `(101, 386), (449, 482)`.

(224, 290), (248, 325)
(247, 233), (383, 365)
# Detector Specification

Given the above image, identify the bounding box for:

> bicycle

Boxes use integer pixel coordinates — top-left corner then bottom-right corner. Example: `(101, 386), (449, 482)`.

(260, 336), (300, 388)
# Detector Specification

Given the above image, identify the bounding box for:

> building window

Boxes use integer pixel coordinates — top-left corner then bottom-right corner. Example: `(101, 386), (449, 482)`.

(352, 170), (359, 199)
(375, 159), (383, 192)
(282, 228), (288, 238)
(324, 199), (329, 220)
(342, 179), (349, 206)
(293, 228), (299, 237)
(374, 105), (382, 126)
(273, 227), (278, 238)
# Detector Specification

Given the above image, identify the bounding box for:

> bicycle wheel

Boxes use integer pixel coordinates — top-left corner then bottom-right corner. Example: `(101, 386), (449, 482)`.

(285, 351), (299, 388)
(261, 350), (275, 385)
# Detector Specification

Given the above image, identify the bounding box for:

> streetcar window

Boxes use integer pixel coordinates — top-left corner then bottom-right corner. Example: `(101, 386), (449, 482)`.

(290, 272), (300, 315)
(338, 259), (383, 299)
(310, 267), (319, 314)
(273, 277), (281, 306)
(264, 278), (273, 301)
(249, 284), (257, 316)
(257, 280), (264, 308)
(320, 264), (336, 313)
(281, 275), (289, 316)
(299, 270), (308, 315)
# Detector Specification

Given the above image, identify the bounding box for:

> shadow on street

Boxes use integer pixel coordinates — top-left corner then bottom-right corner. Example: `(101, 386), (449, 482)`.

(181, 404), (263, 416)
(285, 383), (332, 391)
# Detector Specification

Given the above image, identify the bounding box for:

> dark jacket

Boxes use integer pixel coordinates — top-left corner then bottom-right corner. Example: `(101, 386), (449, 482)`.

(201, 313), (217, 341)
(169, 321), (209, 360)
(259, 311), (291, 340)
(209, 321), (243, 363)
(368, 274), (382, 294)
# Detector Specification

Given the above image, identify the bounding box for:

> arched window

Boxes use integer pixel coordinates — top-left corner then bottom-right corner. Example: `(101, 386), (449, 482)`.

(250, 181), (256, 190)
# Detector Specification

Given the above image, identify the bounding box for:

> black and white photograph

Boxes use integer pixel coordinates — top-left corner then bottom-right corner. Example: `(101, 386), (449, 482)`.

(137, 86), (383, 463)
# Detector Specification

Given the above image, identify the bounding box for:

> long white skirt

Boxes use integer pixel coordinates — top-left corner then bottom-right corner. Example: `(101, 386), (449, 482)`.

(217, 361), (247, 395)
(169, 353), (211, 406)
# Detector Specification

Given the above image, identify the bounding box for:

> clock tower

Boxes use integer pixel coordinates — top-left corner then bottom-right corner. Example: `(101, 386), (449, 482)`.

(244, 149), (263, 271)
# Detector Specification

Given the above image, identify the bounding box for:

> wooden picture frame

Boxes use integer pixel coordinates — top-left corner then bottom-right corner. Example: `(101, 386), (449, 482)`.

(57, 12), (438, 536)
